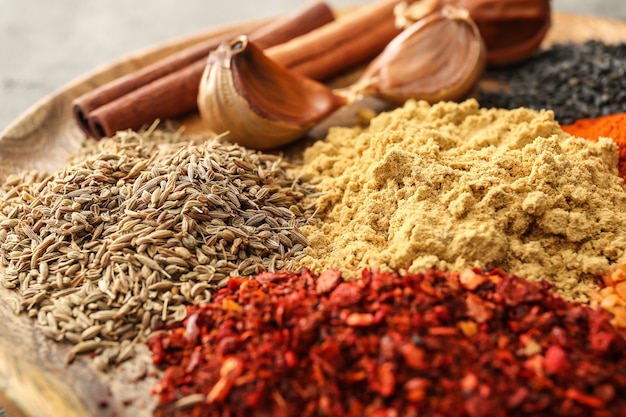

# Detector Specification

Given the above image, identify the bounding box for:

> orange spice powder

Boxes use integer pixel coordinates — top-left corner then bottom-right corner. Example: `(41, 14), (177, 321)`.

(562, 113), (626, 328)
(561, 113), (626, 180)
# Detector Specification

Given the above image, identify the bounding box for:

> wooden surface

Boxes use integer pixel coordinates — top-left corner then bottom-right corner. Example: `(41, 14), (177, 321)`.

(0, 11), (625, 417)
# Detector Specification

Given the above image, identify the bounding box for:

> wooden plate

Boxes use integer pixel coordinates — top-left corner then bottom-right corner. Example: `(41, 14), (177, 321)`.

(1, 11), (626, 417)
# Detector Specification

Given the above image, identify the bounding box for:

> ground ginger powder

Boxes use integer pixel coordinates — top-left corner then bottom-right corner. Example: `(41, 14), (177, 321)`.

(295, 99), (626, 301)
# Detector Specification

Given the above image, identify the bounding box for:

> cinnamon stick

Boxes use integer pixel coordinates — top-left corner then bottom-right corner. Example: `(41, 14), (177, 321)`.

(266, 0), (413, 81)
(74, 0), (335, 138)
(90, 60), (207, 139)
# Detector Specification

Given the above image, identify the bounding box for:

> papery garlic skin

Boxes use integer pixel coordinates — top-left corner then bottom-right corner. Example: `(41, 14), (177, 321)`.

(198, 36), (346, 150)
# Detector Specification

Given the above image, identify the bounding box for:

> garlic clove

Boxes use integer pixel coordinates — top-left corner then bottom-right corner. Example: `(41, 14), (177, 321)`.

(197, 35), (347, 150)
(455, 0), (552, 65)
(354, 5), (486, 104)
(449, 0), (551, 66)
(401, 0), (551, 66)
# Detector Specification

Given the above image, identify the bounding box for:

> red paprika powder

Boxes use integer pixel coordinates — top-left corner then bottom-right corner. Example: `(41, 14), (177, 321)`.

(561, 113), (626, 179)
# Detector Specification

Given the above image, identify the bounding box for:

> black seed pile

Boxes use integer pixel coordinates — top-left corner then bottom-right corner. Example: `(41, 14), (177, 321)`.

(476, 41), (626, 125)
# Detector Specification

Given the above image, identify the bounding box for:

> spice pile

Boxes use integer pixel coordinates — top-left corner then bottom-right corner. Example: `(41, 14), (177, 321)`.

(148, 267), (626, 417)
(477, 41), (626, 125)
(0, 129), (316, 368)
(295, 99), (626, 302)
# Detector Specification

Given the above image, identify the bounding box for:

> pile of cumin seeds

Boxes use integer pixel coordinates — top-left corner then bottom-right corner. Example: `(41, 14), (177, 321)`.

(0, 129), (316, 370)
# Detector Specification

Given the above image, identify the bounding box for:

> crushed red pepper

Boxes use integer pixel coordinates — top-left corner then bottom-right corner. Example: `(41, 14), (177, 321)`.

(148, 268), (626, 417)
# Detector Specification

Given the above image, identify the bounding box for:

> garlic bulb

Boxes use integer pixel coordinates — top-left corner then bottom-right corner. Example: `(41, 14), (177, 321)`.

(197, 36), (347, 150)
(351, 5), (486, 104)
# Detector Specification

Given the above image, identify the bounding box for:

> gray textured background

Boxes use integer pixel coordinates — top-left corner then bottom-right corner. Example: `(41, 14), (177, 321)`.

(0, 1), (625, 416)
(1, 0), (626, 132)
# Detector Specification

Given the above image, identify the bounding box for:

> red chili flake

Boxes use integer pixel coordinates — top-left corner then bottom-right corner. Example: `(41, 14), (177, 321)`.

(206, 357), (244, 404)
(565, 388), (604, 409)
(400, 343), (426, 371)
(403, 377), (429, 403)
(226, 277), (244, 291)
(374, 362), (396, 398)
(346, 312), (375, 327)
(315, 268), (341, 294)
(465, 292), (494, 323)
(329, 281), (364, 307)
(507, 387), (529, 409)
(459, 268), (487, 291)
(148, 268), (626, 416)
(460, 372), (479, 393)
(544, 345), (565, 375)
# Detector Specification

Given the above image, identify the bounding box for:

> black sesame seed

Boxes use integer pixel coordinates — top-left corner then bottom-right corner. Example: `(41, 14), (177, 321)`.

(476, 41), (626, 125)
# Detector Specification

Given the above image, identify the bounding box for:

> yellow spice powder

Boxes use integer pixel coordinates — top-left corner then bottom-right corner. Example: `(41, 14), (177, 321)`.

(294, 99), (626, 301)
